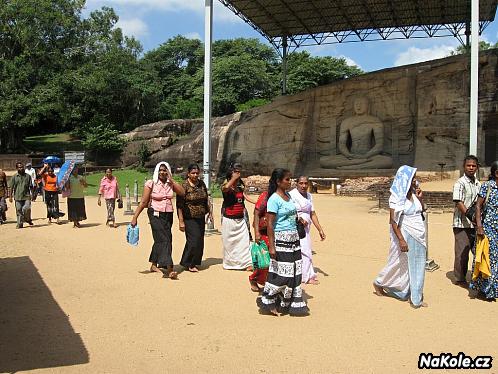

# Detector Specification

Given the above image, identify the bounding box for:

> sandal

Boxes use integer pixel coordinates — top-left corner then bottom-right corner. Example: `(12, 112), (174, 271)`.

(166, 271), (178, 280)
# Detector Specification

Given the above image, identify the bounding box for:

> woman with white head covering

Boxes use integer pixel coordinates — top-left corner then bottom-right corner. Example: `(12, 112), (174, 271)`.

(131, 162), (185, 278)
(373, 165), (428, 308)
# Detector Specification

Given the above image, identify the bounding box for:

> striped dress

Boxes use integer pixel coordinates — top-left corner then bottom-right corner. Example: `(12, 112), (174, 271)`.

(257, 192), (309, 316)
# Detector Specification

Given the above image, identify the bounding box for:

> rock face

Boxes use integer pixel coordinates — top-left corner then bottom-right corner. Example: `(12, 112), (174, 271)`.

(122, 50), (498, 176)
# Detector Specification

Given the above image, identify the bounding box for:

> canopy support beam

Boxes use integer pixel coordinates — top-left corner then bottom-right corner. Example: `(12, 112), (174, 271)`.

(469, 0), (479, 156)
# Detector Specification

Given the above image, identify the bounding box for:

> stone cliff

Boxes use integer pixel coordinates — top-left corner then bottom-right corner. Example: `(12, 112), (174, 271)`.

(121, 50), (498, 177)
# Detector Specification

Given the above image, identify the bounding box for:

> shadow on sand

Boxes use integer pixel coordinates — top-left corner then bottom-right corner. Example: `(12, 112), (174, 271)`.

(0, 256), (89, 372)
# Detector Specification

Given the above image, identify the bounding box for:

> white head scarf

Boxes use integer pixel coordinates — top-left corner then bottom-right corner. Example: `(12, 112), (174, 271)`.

(388, 165), (417, 212)
(152, 162), (172, 184)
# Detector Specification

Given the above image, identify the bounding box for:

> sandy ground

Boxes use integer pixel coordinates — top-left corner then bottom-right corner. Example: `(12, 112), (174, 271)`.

(1, 190), (497, 374)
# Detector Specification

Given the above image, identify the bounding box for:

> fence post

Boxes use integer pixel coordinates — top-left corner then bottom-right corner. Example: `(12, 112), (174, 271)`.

(205, 193), (220, 236)
(132, 179), (139, 206)
(124, 184), (134, 215)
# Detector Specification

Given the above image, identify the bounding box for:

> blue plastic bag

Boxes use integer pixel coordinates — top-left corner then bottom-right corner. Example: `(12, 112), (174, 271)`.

(126, 224), (139, 246)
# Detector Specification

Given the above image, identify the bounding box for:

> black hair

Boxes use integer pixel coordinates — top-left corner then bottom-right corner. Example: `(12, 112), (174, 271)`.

(489, 160), (498, 181)
(188, 163), (200, 172)
(268, 168), (291, 200)
(105, 168), (113, 173)
(16, 162), (23, 167)
(297, 175), (308, 182)
(463, 155), (479, 166)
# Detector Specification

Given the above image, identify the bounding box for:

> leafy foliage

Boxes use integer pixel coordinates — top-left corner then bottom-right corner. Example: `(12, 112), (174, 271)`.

(81, 118), (125, 152)
(136, 142), (151, 168)
(0, 1), (365, 153)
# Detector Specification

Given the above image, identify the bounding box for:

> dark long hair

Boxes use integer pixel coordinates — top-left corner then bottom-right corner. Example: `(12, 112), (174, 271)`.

(489, 160), (498, 181)
(268, 168), (290, 200)
(225, 163), (244, 188)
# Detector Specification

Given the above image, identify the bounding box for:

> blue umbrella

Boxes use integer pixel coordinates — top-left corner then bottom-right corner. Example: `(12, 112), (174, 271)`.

(43, 156), (62, 165)
(57, 160), (76, 189)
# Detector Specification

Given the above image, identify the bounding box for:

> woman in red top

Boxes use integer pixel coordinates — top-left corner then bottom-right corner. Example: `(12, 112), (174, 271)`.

(39, 164), (62, 224)
(221, 164), (256, 271)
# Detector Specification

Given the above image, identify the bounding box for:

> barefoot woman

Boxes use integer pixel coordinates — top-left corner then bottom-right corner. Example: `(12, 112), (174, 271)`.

(131, 162), (185, 278)
(257, 168), (309, 316)
(373, 165), (428, 308)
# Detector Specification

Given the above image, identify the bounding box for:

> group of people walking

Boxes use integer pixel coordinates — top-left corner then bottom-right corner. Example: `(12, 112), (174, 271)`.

(4, 155), (496, 315)
(1, 161), (121, 229)
(373, 156), (498, 308)
(127, 162), (326, 316)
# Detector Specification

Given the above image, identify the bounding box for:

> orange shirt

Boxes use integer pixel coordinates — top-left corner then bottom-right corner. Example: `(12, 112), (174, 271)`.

(43, 174), (58, 192)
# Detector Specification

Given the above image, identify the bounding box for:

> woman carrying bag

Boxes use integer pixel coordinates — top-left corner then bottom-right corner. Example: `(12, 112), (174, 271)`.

(98, 168), (121, 228)
(130, 162), (185, 278)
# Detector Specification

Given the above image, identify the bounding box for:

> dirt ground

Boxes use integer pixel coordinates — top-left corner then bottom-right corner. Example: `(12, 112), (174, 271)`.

(1, 188), (497, 373)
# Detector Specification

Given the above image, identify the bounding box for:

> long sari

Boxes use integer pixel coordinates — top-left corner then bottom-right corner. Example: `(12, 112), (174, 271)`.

(374, 165), (427, 307)
(289, 188), (317, 283)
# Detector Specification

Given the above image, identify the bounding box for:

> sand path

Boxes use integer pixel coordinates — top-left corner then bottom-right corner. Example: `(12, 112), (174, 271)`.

(0, 193), (496, 373)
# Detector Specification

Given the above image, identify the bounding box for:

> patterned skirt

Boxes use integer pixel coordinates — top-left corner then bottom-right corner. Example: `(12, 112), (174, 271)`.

(257, 230), (309, 316)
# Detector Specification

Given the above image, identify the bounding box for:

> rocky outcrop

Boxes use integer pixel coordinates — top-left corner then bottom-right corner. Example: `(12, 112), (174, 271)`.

(122, 50), (498, 176)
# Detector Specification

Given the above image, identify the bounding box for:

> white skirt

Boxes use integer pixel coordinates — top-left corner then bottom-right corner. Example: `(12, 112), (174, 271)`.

(222, 216), (252, 270)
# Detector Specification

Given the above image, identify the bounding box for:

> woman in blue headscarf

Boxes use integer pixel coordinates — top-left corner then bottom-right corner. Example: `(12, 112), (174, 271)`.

(373, 165), (428, 308)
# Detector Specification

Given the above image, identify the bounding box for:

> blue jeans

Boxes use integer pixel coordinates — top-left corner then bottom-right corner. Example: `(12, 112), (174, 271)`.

(15, 200), (31, 227)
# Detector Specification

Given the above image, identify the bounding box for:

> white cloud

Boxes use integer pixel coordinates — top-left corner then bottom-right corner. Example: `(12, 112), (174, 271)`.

(340, 55), (362, 69)
(116, 18), (149, 38)
(184, 32), (202, 41)
(86, 0), (200, 12)
(86, 0), (242, 23)
(394, 45), (456, 66)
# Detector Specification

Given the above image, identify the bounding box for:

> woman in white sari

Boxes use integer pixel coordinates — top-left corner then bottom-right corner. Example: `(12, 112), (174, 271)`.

(289, 176), (326, 284)
(373, 165), (428, 308)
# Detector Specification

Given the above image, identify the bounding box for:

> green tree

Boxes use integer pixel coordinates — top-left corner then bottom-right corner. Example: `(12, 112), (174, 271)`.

(450, 40), (496, 55)
(0, 0), (85, 151)
(285, 51), (363, 94)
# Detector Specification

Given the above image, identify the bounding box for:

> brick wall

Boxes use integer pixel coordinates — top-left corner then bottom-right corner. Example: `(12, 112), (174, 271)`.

(375, 191), (454, 210)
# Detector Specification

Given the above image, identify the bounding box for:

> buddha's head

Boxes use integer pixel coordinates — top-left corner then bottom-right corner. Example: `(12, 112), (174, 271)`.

(353, 96), (369, 115)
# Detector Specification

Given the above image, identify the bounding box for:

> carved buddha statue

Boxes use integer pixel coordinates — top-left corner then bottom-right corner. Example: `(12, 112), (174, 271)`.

(320, 96), (393, 170)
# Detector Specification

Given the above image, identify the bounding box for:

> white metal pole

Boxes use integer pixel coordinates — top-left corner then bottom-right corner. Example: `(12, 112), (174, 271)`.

(469, 0), (479, 156)
(203, 0), (213, 190)
(282, 36), (288, 95)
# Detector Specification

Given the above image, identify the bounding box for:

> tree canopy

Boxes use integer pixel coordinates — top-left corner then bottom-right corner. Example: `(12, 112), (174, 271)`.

(0, 0), (364, 153)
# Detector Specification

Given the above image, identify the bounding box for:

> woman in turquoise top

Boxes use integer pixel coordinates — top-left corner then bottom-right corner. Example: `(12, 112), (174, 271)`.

(67, 166), (88, 228)
(256, 168), (309, 316)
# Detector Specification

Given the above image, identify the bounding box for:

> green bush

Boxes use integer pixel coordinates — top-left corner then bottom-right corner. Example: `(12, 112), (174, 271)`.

(236, 98), (270, 112)
(82, 118), (125, 153)
(136, 142), (151, 167)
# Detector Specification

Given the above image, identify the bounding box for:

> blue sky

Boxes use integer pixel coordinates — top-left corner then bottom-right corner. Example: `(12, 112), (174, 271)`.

(85, 0), (498, 72)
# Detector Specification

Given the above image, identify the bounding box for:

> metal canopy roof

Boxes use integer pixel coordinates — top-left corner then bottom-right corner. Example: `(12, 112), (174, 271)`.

(219, 0), (498, 50)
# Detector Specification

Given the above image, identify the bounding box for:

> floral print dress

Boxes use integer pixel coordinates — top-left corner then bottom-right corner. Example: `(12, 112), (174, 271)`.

(470, 180), (498, 299)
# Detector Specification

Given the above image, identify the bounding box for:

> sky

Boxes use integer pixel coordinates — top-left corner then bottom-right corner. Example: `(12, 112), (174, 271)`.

(84, 0), (498, 72)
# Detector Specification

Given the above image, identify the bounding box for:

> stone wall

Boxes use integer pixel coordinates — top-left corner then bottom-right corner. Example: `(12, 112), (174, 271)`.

(122, 50), (498, 177)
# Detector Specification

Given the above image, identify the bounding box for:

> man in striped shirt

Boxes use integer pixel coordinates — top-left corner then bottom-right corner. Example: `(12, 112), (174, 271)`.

(452, 155), (480, 285)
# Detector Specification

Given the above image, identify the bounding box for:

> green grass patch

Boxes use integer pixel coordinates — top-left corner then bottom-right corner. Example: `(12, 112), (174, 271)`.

(83, 168), (223, 198)
(24, 133), (84, 153)
(84, 169), (151, 196)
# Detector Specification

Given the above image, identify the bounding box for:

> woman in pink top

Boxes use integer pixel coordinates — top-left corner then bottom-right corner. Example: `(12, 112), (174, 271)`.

(98, 168), (121, 228)
(131, 162), (185, 278)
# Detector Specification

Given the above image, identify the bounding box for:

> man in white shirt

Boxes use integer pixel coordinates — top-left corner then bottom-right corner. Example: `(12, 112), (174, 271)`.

(25, 163), (37, 187)
(452, 155), (480, 285)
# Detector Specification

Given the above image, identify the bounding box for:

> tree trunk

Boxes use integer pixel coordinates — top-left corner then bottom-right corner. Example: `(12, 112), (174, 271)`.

(0, 126), (24, 153)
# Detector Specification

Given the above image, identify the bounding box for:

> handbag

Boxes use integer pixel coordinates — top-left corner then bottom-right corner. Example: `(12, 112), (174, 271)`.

(465, 185), (491, 223)
(250, 241), (270, 269)
(465, 196), (478, 222)
(126, 224), (140, 246)
(117, 198), (123, 209)
(296, 217), (306, 239)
